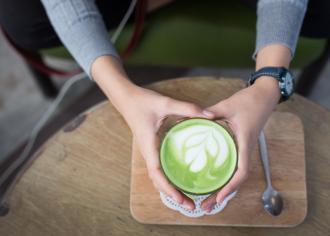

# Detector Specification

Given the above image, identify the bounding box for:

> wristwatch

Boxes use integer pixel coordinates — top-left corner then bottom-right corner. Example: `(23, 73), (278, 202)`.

(247, 67), (295, 103)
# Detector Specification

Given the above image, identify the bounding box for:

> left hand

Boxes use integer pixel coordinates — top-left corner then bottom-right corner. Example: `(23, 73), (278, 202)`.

(200, 77), (281, 212)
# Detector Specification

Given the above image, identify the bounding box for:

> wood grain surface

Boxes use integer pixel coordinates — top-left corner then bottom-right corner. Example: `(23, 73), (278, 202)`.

(130, 111), (306, 226)
(0, 77), (329, 236)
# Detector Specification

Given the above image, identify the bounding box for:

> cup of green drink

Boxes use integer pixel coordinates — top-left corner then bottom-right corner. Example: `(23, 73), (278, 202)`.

(159, 116), (238, 200)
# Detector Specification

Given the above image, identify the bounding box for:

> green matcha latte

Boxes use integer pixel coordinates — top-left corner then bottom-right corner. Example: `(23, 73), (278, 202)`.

(160, 118), (237, 195)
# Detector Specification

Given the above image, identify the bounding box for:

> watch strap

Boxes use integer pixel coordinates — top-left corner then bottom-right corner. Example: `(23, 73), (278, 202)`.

(247, 67), (293, 103)
(248, 67), (285, 86)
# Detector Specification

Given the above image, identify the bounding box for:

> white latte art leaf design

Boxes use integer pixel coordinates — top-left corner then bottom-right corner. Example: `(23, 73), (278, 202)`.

(172, 125), (229, 173)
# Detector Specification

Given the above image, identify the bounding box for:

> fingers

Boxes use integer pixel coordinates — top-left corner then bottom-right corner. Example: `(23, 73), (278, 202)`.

(200, 171), (242, 212)
(149, 167), (182, 203)
(201, 136), (250, 212)
(205, 100), (229, 119)
(140, 132), (181, 201)
(164, 98), (215, 119)
(201, 167), (248, 212)
(200, 192), (217, 213)
(149, 168), (195, 210)
(216, 166), (248, 203)
(215, 135), (250, 201)
(140, 129), (195, 210)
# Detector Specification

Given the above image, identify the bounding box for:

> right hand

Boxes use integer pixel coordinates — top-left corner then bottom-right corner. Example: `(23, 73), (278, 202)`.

(118, 86), (215, 210)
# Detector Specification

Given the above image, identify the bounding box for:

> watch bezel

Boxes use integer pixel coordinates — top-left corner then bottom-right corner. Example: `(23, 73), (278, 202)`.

(279, 69), (294, 99)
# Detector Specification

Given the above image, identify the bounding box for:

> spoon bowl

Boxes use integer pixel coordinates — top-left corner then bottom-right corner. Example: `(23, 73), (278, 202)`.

(262, 187), (283, 216)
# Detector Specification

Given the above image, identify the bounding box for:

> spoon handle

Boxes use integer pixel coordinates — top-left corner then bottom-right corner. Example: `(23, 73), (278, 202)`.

(258, 130), (272, 188)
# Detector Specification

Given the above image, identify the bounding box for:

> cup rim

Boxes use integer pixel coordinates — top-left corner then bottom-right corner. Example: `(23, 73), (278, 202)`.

(159, 117), (238, 196)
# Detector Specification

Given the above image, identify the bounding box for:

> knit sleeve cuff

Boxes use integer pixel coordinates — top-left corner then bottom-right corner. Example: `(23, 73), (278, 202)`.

(253, 0), (308, 60)
(41, 0), (119, 80)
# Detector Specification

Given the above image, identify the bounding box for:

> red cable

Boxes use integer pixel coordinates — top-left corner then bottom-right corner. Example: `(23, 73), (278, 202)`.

(0, 0), (147, 77)
(120, 0), (147, 60)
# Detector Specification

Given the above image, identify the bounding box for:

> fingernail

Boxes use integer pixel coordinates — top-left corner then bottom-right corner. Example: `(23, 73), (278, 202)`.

(207, 203), (215, 212)
(183, 203), (193, 210)
(202, 203), (211, 211)
(173, 196), (182, 204)
(202, 110), (214, 118)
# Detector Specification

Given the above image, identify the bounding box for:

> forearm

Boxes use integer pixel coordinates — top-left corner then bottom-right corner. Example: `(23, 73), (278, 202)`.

(41, 0), (138, 111)
(239, 44), (291, 133)
(91, 55), (138, 113)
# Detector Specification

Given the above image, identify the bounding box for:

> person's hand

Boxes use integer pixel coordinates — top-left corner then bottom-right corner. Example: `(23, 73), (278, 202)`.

(118, 85), (215, 210)
(91, 55), (215, 209)
(200, 77), (281, 212)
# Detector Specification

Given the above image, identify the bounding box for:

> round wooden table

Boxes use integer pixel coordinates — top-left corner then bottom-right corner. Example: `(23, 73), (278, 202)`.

(0, 77), (329, 235)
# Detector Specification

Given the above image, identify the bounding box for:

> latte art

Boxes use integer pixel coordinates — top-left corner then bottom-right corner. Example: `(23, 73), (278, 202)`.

(160, 118), (237, 195)
(172, 125), (229, 172)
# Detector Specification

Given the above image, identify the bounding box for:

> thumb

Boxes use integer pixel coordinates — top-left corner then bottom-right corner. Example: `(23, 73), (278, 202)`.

(216, 136), (250, 203)
(167, 99), (215, 119)
(142, 131), (192, 207)
(206, 101), (229, 119)
(140, 131), (181, 201)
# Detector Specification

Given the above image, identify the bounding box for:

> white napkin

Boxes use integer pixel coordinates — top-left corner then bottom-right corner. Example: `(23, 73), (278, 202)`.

(159, 191), (237, 218)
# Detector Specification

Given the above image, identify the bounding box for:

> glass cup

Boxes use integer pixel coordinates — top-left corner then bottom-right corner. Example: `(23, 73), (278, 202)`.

(158, 115), (238, 202)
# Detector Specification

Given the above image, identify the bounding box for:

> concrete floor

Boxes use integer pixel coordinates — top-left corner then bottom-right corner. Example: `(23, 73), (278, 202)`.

(1, 31), (330, 160)
(0, 33), (50, 160)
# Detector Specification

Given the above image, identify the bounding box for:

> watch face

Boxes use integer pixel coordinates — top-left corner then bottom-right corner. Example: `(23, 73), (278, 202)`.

(283, 72), (294, 96)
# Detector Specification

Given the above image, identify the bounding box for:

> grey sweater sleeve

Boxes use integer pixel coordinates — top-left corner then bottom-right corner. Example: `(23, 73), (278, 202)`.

(253, 0), (308, 59)
(41, 0), (307, 77)
(41, 0), (119, 79)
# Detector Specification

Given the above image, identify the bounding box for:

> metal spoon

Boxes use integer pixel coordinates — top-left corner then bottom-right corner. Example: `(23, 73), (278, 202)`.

(258, 130), (283, 216)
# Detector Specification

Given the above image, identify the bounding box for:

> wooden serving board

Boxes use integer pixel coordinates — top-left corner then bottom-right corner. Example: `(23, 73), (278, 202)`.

(130, 111), (307, 227)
